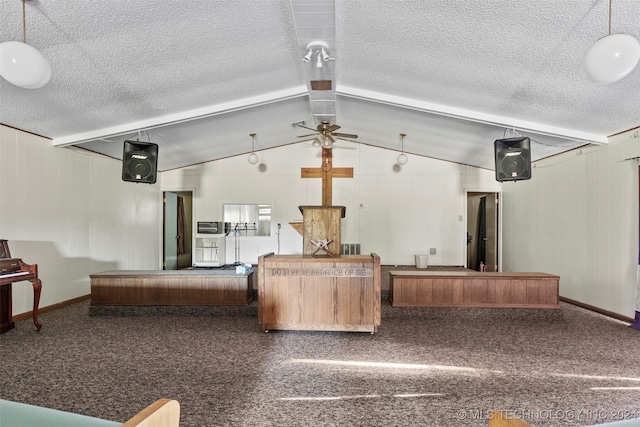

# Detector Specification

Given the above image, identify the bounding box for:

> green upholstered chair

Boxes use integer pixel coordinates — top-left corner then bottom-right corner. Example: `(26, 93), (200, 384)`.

(0, 398), (179, 427)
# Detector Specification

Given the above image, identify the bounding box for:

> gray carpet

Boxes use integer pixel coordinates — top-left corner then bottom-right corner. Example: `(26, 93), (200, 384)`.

(1, 282), (639, 426)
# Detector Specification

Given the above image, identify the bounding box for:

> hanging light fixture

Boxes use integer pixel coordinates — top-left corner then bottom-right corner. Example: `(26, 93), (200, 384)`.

(583, 0), (640, 84)
(320, 48), (330, 62)
(0, 0), (51, 89)
(397, 133), (408, 165)
(302, 49), (313, 63)
(247, 133), (259, 165)
(302, 41), (333, 69)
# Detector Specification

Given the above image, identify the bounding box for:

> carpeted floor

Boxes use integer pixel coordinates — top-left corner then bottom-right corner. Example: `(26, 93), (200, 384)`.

(1, 270), (639, 427)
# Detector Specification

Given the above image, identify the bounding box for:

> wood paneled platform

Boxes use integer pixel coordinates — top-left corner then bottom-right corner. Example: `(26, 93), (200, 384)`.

(90, 269), (254, 306)
(389, 271), (559, 309)
(258, 253), (381, 333)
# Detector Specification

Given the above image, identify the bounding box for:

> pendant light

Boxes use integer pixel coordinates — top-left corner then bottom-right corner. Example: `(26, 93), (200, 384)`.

(397, 133), (408, 165)
(0, 0), (51, 89)
(583, 0), (640, 84)
(247, 133), (259, 165)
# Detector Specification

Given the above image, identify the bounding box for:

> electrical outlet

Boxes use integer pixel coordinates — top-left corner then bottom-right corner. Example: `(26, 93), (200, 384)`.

(430, 248), (437, 255)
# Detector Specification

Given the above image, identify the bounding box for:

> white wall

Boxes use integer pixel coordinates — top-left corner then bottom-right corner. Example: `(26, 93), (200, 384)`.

(162, 142), (500, 266)
(5, 120), (635, 318)
(0, 125), (161, 316)
(501, 129), (639, 317)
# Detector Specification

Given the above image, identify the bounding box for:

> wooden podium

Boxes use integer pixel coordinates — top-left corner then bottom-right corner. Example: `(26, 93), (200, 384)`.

(259, 149), (380, 333)
(299, 206), (345, 257)
(258, 253), (381, 333)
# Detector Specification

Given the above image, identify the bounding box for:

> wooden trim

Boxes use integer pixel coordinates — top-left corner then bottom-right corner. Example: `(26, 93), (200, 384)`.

(11, 289), (636, 327)
(608, 125), (640, 138)
(389, 271), (559, 279)
(0, 122), (52, 140)
(560, 296), (634, 323)
(121, 398), (180, 427)
(12, 294), (91, 322)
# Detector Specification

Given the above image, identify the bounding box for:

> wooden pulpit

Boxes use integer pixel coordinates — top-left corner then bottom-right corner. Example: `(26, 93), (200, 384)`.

(299, 206), (345, 257)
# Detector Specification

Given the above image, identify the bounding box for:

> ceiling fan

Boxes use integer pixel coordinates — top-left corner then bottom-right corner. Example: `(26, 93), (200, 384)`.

(296, 121), (358, 148)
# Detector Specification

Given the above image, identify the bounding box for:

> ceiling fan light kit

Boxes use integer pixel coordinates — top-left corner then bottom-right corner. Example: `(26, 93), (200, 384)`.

(0, 0), (51, 89)
(296, 121), (358, 150)
(583, 0), (640, 84)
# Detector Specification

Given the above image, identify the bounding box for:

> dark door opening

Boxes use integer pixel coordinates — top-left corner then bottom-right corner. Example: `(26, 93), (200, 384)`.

(163, 191), (193, 270)
(467, 192), (499, 272)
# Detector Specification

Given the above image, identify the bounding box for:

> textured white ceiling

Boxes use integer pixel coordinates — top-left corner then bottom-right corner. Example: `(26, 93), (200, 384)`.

(1, 0), (638, 172)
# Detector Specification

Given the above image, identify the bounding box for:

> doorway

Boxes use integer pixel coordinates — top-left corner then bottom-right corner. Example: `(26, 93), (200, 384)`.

(466, 191), (499, 272)
(163, 190), (193, 270)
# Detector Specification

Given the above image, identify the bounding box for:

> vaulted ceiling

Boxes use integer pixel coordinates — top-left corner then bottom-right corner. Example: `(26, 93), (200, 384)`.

(1, 0), (639, 172)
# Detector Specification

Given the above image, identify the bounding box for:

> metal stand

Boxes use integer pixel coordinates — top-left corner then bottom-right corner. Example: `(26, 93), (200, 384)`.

(231, 225), (242, 266)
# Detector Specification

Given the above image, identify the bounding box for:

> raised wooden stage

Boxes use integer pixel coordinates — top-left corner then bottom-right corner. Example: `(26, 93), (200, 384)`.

(258, 253), (381, 333)
(90, 269), (254, 306)
(389, 270), (560, 309)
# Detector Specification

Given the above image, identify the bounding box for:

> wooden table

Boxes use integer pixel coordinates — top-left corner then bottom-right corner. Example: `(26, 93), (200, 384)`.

(258, 253), (381, 333)
(90, 269), (254, 306)
(389, 270), (559, 309)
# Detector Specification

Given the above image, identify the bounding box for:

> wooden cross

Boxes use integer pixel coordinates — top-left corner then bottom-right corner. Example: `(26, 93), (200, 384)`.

(301, 147), (354, 206)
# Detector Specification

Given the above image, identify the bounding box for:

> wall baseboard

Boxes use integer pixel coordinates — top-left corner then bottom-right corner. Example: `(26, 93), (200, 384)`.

(12, 295), (91, 323)
(14, 294), (634, 325)
(560, 296), (634, 324)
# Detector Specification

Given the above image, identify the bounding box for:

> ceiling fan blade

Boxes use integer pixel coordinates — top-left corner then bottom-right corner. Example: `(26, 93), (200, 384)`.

(298, 138), (318, 147)
(332, 133), (358, 139)
(332, 140), (358, 149)
(297, 133), (318, 138)
(296, 124), (319, 132)
(326, 124), (341, 132)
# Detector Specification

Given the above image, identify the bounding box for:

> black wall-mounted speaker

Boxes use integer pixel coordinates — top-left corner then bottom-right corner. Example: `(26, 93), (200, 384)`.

(122, 140), (158, 184)
(494, 137), (531, 182)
